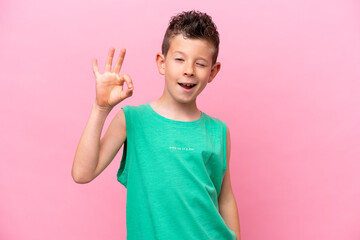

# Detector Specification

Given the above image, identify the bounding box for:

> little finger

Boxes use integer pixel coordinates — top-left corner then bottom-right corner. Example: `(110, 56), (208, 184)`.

(92, 58), (100, 78)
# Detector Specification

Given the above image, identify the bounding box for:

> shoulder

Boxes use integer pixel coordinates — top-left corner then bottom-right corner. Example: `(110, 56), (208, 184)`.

(113, 103), (148, 123)
(201, 112), (228, 131)
(120, 103), (150, 119)
(122, 103), (148, 113)
(118, 103), (150, 129)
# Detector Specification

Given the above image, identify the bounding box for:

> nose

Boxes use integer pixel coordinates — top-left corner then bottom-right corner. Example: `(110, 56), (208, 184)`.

(183, 62), (195, 77)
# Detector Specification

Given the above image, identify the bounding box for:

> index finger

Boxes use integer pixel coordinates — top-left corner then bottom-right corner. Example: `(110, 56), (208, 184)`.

(113, 48), (126, 74)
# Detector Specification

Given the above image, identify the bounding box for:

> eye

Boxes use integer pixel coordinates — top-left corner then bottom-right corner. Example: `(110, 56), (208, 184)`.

(175, 58), (184, 62)
(196, 63), (206, 67)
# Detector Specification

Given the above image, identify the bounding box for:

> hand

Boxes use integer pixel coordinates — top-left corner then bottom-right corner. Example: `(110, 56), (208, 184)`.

(92, 47), (134, 110)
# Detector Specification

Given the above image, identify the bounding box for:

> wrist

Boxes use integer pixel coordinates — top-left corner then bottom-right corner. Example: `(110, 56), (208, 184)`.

(92, 101), (113, 114)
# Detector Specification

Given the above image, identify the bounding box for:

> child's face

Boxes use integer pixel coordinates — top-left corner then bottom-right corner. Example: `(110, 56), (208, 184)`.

(156, 34), (221, 105)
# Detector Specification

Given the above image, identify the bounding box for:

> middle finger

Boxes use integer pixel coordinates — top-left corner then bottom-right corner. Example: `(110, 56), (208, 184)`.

(113, 48), (126, 74)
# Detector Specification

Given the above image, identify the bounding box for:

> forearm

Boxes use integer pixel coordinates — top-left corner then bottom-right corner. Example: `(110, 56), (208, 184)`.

(72, 102), (112, 183)
(219, 196), (241, 240)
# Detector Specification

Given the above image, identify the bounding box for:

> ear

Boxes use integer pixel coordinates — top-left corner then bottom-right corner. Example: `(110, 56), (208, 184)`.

(208, 62), (221, 83)
(156, 52), (165, 75)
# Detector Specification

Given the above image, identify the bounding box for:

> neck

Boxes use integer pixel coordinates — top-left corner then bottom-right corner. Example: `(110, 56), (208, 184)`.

(150, 92), (201, 122)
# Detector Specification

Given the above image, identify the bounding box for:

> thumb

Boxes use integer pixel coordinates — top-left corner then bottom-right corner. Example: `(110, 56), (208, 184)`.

(122, 74), (134, 98)
(125, 87), (134, 98)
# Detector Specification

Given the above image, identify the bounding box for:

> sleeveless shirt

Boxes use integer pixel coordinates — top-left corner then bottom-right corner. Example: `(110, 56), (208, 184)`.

(117, 103), (236, 240)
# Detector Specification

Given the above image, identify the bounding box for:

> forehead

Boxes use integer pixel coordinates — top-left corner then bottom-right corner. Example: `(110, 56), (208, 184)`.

(168, 34), (215, 58)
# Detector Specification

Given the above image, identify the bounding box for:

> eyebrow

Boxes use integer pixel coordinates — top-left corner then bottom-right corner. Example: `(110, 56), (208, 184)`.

(172, 51), (209, 62)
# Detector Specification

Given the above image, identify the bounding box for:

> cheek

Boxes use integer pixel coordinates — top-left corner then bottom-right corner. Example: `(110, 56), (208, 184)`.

(164, 67), (179, 83)
(199, 69), (212, 79)
(166, 64), (181, 76)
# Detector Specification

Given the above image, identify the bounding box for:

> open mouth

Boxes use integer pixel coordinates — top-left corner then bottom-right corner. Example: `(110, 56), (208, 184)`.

(178, 83), (197, 89)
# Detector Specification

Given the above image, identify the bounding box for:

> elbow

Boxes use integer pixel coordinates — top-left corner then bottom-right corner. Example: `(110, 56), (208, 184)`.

(71, 169), (93, 184)
(72, 175), (91, 184)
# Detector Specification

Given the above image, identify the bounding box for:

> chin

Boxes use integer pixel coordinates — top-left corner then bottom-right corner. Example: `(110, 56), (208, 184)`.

(176, 97), (197, 104)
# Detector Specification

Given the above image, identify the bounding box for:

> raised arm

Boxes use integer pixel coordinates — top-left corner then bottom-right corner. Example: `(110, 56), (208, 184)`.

(71, 47), (133, 184)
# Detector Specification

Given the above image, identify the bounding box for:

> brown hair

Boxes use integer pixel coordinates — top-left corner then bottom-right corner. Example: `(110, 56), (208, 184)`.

(161, 10), (220, 65)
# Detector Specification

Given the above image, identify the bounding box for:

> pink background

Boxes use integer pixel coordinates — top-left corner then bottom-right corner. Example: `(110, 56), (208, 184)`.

(1, 0), (359, 239)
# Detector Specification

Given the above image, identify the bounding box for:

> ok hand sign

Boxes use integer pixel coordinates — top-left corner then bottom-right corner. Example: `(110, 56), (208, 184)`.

(92, 47), (134, 110)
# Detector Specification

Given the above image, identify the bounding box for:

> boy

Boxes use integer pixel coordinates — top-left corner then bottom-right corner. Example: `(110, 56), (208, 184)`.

(72, 10), (241, 240)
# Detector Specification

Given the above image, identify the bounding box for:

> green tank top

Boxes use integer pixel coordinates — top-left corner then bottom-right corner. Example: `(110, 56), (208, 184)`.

(117, 103), (236, 240)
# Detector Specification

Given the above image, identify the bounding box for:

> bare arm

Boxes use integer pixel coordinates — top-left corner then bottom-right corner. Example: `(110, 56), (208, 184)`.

(71, 47), (133, 184)
(218, 127), (241, 239)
